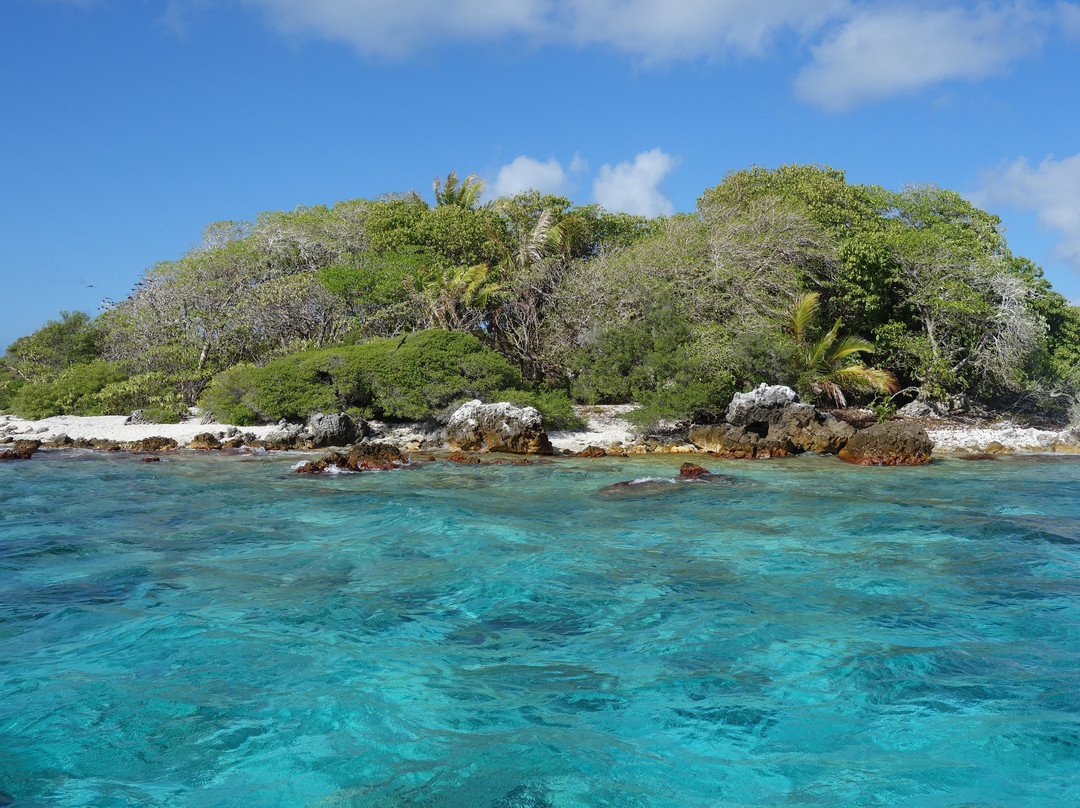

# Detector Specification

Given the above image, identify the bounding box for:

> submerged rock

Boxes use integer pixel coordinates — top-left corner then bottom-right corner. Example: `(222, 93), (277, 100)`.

(445, 400), (553, 455)
(838, 421), (933, 466)
(678, 462), (711, 479)
(601, 461), (733, 495)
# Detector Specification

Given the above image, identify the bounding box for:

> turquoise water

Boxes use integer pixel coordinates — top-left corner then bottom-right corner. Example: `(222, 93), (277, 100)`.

(2, 452), (1079, 807)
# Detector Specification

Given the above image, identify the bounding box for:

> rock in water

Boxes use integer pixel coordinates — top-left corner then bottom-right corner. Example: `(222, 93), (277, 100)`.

(445, 400), (553, 455)
(295, 442), (408, 473)
(189, 432), (222, 450)
(0, 439), (42, 460)
(678, 462), (711, 479)
(838, 421), (934, 466)
(125, 437), (178, 452)
(689, 384), (855, 458)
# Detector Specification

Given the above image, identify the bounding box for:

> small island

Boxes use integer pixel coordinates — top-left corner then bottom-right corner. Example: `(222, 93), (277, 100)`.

(2, 166), (1078, 461)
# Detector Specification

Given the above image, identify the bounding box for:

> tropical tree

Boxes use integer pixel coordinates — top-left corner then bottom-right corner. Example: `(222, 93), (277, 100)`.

(433, 171), (486, 209)
(787, 292), (897, 406)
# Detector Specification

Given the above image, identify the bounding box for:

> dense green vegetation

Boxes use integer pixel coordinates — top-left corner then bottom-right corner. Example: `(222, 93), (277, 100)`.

(4, 165), (1079, 427)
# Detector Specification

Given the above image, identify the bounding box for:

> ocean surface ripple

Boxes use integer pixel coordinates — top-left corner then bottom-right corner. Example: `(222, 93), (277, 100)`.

(2, 452), (1079, 807)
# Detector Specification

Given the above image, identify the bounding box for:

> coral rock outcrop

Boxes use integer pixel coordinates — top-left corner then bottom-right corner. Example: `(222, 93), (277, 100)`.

(445, 400), (553, 455)
(689, 384), (854, 458)
(838, 420), (934, 466)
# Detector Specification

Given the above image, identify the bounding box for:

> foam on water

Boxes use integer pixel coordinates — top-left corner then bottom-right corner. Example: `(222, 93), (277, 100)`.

(2, 452), (1079, 807)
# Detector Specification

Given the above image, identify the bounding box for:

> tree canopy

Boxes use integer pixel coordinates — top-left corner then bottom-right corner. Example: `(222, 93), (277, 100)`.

(3, 164), (1078, 425)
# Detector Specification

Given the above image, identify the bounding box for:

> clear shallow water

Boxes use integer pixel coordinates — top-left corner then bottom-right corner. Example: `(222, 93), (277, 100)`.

(2, 452), (1079, 808)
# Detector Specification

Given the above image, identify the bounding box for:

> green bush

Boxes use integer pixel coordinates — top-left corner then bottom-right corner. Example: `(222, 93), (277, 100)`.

(0, 367), (25, 413)
(200, 329), (525, 423)
(95, 372), (186, 417)
(631, 375), (736, 428)
(199, 364), (266, 426)
(9, 362), (129, 419)
(569, 306), (694, 405)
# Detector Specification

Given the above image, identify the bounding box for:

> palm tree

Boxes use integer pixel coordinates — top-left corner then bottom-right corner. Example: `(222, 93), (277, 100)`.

(433, 171), (486, 209)
(788, 292), (898, 406)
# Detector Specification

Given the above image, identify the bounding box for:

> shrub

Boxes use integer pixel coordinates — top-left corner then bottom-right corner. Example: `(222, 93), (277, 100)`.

(200, 329), (525, 423)
(9, 362), (129, 419)
(0, 367), (25, 413)
(568, 306), (694, 405)
(199, 364), (265, 426)
(95, 372), (185, 417)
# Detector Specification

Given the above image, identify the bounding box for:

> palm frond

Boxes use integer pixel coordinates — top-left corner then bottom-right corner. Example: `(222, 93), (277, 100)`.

(830, 364), (898, 394)
(826, 334), (876, 365)
(787, 292), (819, 347)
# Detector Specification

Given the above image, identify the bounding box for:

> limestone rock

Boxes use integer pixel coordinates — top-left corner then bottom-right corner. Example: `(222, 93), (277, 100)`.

(295, 441), (407, 473)
(445, 400), (553, 455)
(678, 462), (711, 479)
(300, 412), (367, 449)
(577, 445), (607, 458)
(266, 413), (367, 450)
(189, 432), (222, 450)
(125, 437), (178, 452)
(0, 439), (42, 460)
(690, 384), (854, 458)
(725, 383), (801, 425)
(838, 421), (934, 466)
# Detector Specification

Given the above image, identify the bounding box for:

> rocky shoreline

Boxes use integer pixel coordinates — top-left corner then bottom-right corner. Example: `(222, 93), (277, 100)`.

(3, 386), (1079, 464)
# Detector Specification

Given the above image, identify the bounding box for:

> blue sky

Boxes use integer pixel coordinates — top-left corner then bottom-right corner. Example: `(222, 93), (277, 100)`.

(3, 0), (1080, 351)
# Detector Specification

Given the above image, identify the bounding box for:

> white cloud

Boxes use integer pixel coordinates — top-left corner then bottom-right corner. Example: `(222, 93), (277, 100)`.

(210, 1), (1076, 108)
(974, 153), (1080, 270)
(241, 0), (550, 58)
(488, 156), (571, 198)
(560, 0), (848, 62)
(239, 0), (848, 60)
(794, 5), (1043, 111)
(593, 148), (677, 217)
(1061, 1), (1080, 38)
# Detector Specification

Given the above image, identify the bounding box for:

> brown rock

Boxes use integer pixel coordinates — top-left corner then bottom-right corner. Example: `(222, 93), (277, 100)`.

(446, 452), (482, 464)
(0, 439), (42, 460)
(125, 437), (178, 452)
(678, 462), (711, 479)
(838, 421), (934, 466)
(577, 445), (607, 458)
(294, 442), (409, 474)
(985, 441), (1009, 455)
(691, 384), (856, 458)
(141, 456), (161, 463)
(189, 432), (222, 450)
